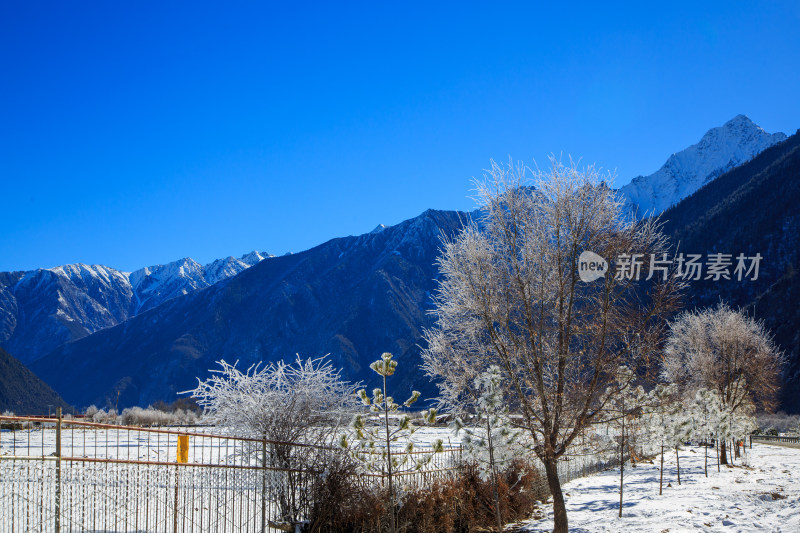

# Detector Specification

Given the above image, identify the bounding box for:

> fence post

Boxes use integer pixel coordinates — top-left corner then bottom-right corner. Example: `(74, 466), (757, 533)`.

(261, 437), (267, 533)
(55, 407), (62, 533)
(173, 467), (179, 533)
(174, 435), (188, 533)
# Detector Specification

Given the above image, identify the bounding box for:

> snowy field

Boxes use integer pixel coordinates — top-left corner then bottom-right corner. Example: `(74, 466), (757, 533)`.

(1, 425), (248, 464)
(0, 424), (458, 464)
(521, 443), (800, 532)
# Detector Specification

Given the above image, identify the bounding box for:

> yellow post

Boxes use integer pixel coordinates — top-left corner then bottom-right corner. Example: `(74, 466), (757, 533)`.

(177, 435), (189, 463)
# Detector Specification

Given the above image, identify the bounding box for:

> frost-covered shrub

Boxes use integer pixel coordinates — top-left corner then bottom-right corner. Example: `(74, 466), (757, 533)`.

(757, 412), (800, 435)
(187, 355), (359, 528)
(188, 356), (357, 442)
(119, 406), (172, 426)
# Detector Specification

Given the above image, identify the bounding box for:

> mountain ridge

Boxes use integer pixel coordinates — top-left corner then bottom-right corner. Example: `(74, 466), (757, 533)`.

(0, 250), (271, 363)
(619, 114), (786, 215)
(30, 209), (468, 409)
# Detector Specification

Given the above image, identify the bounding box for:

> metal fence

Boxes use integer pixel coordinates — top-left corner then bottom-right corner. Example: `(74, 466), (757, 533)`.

(0, 411), (638, 533)
(0, 412), (461, 533)
(750, 434), (800, 448)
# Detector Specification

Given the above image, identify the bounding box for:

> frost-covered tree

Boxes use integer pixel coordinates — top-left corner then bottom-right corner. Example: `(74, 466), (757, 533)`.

(641, 383), (701, 488)
(341, 352), (440, 533)
(687, 387), (724, 477)
(641, 383), (679, 494)
(118, 406), (201, 427)
(84, 405), (99, 419)
(187, 356), (358, 527)
(450, 365), (530, 531)
(604, 366), (648, 517)
(663, 303), (783, 464)
(423, 158), (682, 533)
(90, 408), (117, 424)
(669, 400), (695, 486)
(727, 394), (757, 462)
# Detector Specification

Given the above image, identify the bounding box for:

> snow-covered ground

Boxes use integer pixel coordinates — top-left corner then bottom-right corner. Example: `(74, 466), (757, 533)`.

(0, 424), (459, 461)
(0, 425), (243, 464)
(521, 443), (800, 532)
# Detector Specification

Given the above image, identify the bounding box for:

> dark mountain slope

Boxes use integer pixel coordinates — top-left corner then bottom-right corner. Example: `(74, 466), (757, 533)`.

(662, 130), (800, 412)
(0, 347), (70, 415)
(31, 209), (467, 409)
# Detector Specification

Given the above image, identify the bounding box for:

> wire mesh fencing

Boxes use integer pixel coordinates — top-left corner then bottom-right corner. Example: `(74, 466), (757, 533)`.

(1, 412), (635, 532)
(0, 412), (461, 533)
(0, 413), (289, 532)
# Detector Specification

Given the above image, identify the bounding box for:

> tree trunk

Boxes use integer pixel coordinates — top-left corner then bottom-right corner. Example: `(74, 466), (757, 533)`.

(543, 456), (568, 533)
(486, 416), (503, 533)
(734, 439), (740, 459)
(719, 439), (728, 466)
(704, 437), (708, 477)
(716, 435), (720, 472)
(659, 444), (664, 495)
(382, 375), (395, 533)
(675, 446), (681, 485)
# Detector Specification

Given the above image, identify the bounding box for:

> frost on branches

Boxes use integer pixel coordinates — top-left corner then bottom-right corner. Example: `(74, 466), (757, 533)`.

(450, 365), (532, 533)
(662, 303), (781, 464)
(186, 356), (359, 527)
(340, 352), (441, 533)
(422, 158), (683, 532)
(449, 365), (528, 481)
(341, 353), (442, 472)
(187, 356), (358, 443)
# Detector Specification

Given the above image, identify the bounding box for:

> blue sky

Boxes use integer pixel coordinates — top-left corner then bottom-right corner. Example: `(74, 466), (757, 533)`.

(1, 1), (799, 272)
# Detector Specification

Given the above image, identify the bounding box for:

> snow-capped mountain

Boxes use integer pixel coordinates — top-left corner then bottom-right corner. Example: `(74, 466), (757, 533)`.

(32, 209), (469, 409)
(619, 115), (787, 215)
(6, 114), (800, 413)
(130, 251), (272, 312)
(0, 251), (271, 363)
(203, 251), (270, 286)
(0, 264), (134, 365)
(130, 258), (206, 313)
(30, 127), (800, 414)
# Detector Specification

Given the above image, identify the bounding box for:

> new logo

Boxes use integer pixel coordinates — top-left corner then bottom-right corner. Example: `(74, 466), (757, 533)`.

(578, 251), (608, 282)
